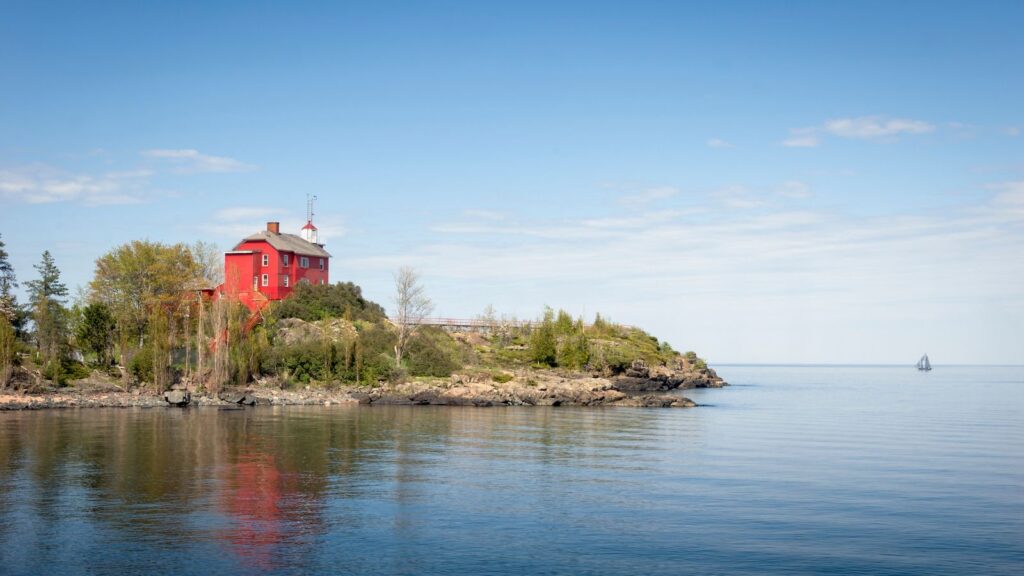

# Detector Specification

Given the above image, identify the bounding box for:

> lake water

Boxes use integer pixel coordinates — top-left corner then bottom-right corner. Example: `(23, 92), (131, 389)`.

(0, 366), (1022, 575)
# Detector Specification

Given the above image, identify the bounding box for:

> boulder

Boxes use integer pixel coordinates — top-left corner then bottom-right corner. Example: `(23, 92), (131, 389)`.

(348, 391), (372, 404)
(411, 390), (442, 405)
(218, 390), (246, 404)
(625, 359), (650, 379)
(163, 390), (191, 407)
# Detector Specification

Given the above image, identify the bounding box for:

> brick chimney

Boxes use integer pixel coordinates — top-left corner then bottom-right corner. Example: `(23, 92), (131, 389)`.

(267, 221), (280, 234)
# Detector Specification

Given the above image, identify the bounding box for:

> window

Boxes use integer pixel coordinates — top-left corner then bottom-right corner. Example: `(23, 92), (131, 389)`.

(300, 256), (309, 268)
(282, 254), (289, 267)
(261, 274), (269, 287)
(253, 276), (258, 290)
(319, 257), (324, 270)
(262, 254), (269, 267)
(283, 276), (289, 287)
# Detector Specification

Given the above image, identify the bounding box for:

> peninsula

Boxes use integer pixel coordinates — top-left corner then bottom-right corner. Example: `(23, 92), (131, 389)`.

(0, 224), (725, 410)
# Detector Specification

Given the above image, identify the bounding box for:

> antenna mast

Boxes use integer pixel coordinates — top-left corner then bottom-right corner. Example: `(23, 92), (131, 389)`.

(306, 194), (317, 224)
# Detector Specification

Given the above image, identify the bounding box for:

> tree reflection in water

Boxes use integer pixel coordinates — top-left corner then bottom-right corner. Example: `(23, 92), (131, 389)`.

(0, 405), (681, 575)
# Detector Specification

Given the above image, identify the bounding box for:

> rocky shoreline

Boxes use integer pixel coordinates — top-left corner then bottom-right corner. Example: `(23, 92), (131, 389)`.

(0, 363), (726, 411)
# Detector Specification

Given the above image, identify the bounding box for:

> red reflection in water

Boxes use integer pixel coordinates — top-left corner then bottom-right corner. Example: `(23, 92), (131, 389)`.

(218, 452), (290, 570)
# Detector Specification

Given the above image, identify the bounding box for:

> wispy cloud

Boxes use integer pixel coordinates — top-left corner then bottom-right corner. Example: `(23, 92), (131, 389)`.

(200, 205), (346, 244)
(823, 116), (934, 139)
(618, 186), (679, 208)
(215, 206), (286, 221)
(984, 181), (1024, 221)
(141, 149), (256, 173)
(712, 185), (766, 209)
(0, 164), (153, 205)
(462, 209), (506, 221)
(782, 128), (821, 148)
(706, 138), (735, 149)
(354, 184), (1024, 314)
(777, 180), (813, 199)
(1, 148), (255, 205)
(783, 115), (935, 147)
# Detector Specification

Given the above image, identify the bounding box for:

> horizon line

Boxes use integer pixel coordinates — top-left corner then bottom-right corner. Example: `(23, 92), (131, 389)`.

(711, 363), (1024, 368)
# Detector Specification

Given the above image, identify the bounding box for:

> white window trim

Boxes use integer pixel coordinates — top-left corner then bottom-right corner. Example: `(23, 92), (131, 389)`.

(261, 274), (269, 287)
(300, 256), (309, 268)
(319, 257), (324, 270)
(262, 254), (269, 267)
(253, 276), (258, 290)
(282, 254), (289, 266)
(283, 276), (289, 287)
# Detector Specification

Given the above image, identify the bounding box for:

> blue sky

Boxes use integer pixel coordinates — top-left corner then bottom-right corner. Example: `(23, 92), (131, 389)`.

(2, 1), (1022, 363)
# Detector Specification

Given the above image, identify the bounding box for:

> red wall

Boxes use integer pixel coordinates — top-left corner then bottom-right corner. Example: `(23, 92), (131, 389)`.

(224, 240), (330, 311)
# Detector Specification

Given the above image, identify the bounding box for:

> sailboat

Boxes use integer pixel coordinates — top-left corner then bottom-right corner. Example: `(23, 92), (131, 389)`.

(917, 354), (932, 371)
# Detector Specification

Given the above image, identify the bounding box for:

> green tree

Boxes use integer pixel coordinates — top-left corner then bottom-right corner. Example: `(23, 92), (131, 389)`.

(557, 332), (591, 370)
(76, 302), (116, 365)
(0, 233), (20, 328)
(272, 281), (387, 322)
(554, 309), (574, 335)
(0, 315), (16, 388)
(26, 251), (69, 380)
(89, 240), (199, 373)
(529, 308), (557, 367)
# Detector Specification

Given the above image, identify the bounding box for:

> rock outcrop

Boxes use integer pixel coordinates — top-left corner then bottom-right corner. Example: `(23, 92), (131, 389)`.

(163, 390), (191, 407)
(275, 318), (357, 346)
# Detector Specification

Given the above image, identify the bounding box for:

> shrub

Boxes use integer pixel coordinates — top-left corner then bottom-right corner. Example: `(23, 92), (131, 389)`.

(405, 328), (461, 377)
(128, 346), (154, 384)
(588, 342), (633, 374)
(40, 356), (86, 386)
(492, 372), (513, 384)
(272, 282), (387, 322)
(557, 332), (590, 370)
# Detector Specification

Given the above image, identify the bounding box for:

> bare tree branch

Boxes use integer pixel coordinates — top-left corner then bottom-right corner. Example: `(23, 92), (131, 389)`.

(393, 266), (433, 366)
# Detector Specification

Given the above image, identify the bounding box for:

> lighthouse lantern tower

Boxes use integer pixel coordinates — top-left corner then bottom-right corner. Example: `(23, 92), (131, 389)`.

(301, 195), (320, 245)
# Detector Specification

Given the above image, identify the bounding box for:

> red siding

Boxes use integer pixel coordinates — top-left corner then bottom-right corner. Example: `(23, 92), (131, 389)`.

(220, 239), (330, 311)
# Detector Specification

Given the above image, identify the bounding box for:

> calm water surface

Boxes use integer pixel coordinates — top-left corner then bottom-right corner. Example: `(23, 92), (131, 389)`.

(1, 366), (1022, 575)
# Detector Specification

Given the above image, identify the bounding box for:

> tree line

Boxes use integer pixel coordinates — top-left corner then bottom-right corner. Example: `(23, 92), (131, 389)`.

(0, 234), (229, 389)
(0, 234), (454, 392)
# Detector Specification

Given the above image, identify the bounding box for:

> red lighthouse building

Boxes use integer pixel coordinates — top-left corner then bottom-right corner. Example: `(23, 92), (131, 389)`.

(220, 217), (330, 311)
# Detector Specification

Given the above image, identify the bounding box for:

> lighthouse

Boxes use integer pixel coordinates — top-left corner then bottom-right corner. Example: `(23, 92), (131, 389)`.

(301, 195), (320, 246)
(218, 195), (332, 311)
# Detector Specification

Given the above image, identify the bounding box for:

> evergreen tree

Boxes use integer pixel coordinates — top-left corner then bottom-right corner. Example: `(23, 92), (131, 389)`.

(76, 302), (116, 365)
(0, 233), (19, 325)
(0, 314), (15, 388)
(26, 251), (69, 378)
(529, 307), (557, 367)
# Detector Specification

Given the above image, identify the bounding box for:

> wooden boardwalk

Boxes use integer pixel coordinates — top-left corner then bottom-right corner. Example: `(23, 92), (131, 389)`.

(388, 317), (637, 332)
(387, 317), (535, 331)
